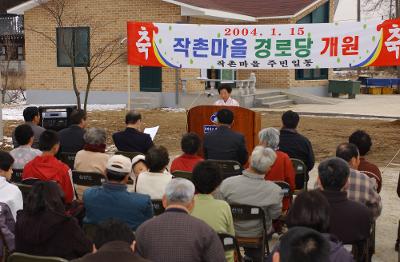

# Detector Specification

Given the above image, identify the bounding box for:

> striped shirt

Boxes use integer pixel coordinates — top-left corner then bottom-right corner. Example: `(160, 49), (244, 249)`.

(347, 169), (382, 219)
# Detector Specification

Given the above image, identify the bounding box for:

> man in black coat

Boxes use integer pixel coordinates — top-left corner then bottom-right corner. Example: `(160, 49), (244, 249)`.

(112, 111), (153, 154)
(58, 109), (87, 153)
(203, 109), (248, 165)
(279, 110), (315, 188)
(317, 157), (372, 244)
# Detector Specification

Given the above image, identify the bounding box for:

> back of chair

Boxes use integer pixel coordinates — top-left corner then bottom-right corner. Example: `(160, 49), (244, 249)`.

(290, 158), (309, 191)
(14, 183), (33, 201)
(11, 170), (23, 183)
(72, 171), (105, 187)
(274, 181), (292, 198)
(8, 252), (68, 262)
(151, 199), (165, 216)
(218, 233), (242, 262)
(171, 170), (192, 181)
(230, 204), (266, 228)
(115, 151), (142, 159)
(208, 160), (242, 179)
(58, 152), (76, 169)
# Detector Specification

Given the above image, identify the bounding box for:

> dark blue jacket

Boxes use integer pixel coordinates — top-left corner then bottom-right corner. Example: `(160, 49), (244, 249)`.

(112, 128), (153, 153)
(83, 183), (154, 230)
(279, 128), (315, 172)
(203, 126), (248, 165)
(58, 125), (85, 153)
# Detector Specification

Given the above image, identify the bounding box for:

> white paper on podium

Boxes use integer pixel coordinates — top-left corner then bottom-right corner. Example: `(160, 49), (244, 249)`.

(144, 126), (159, 141)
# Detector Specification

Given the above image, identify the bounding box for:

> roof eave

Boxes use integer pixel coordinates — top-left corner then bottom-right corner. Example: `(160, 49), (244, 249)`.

(7, 0), (47, 15)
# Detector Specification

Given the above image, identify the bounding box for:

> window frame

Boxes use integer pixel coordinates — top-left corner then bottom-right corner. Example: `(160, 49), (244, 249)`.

(56, 26), (90, 67)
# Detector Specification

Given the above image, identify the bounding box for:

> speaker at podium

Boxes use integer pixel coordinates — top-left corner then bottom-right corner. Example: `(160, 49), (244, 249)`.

(187, 105), (261, 163)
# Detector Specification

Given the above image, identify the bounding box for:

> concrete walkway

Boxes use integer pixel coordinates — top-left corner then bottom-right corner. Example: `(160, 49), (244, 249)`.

(253, 94), (400, 119)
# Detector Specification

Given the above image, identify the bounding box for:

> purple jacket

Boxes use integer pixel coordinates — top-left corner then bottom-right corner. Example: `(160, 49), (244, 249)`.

(0, 202), (16, 256)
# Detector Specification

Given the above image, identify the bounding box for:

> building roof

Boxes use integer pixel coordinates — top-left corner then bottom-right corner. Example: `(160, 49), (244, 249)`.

(165, 0), (323, 18)
(0, 0), (28, 13)
(8, 0), (326, 20)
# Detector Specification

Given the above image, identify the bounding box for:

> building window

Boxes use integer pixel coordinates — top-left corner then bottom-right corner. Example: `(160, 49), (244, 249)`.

(17, 46), (24, 61)
(56, 27), (90, 67)
(295, 2), (329, 80)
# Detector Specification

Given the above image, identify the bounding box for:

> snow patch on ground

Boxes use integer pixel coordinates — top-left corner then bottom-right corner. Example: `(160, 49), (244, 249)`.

(160, 107), (186, 113)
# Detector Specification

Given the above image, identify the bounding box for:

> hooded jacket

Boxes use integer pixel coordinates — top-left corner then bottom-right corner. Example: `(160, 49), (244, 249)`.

(15, 209), (92, 260)
(22, 155), (74, 203)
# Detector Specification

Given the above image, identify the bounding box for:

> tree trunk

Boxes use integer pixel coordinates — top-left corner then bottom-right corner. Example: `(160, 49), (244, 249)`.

(83, 78), (92, 113)
(71, 66), (81, 110)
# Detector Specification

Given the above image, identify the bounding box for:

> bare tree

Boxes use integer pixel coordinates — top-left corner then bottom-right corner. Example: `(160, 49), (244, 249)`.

(0, 36), (18, 103)
(29, 0), (125, 112)
(363, 0), (394, 18)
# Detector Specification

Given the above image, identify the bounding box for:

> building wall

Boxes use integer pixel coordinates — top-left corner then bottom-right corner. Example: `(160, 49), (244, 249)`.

(24, 0), (203, 93)
(24, 0), (333, 97)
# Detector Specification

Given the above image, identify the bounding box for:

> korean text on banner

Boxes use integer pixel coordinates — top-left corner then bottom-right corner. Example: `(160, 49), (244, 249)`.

(127, 19), (400, 70)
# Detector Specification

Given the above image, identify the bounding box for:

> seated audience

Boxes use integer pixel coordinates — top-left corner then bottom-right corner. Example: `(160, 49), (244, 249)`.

(259, 127), (295, 212)
(349, 130), (382, 192)
(283, 190), (353, 262)
(135, 146), (173, 199)
(272, 227), (330, 262)
(0, 202), (16, 260)
(15, 181), (91, 259)
(135, 178), (225, 262)
(83, 155), (153, 230)
(191, 161), (235, 262)
(0, 151), (23, 221)
(218, 146), (282, 262)
(335, 143), (382, 218)
(170, 133), (203, 173)
(214, 84), (240, 106)
(317, 157), (372, 244)
(129, 154), (148, 191)
(71, 219), (150, 262)
(74, 127), (110, 175)
(112, 111), (153, 153)
(203, 109), (248, 165)
(58, 109), (87, 153)
(23, 130), (75, 203)
(12, 106), (45, 149)
(278, 110), (315, 189)
(10, 124), (42, 169)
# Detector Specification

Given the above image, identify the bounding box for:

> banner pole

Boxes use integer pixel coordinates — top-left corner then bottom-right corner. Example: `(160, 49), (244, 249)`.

(127, 65), (131, 111)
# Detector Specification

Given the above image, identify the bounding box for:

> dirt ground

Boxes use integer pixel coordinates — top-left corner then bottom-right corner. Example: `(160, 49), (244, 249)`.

(2, 109), (399, 261)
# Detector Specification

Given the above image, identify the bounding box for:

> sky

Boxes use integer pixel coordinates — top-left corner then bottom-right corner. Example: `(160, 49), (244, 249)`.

(334, 0), (391, 22)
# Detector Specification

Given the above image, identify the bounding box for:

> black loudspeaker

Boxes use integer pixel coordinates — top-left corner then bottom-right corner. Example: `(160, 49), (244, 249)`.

(38, 105), (78, 131)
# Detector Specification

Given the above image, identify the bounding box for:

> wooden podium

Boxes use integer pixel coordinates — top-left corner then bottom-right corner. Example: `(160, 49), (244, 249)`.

(187, 106), (261, 157)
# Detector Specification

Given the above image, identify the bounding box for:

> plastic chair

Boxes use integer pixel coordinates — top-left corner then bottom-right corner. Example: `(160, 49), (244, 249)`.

(171, 170), (192, 181)
(290, 158), (309, 191)
(11, 169), (23, 183)
(115, 151), (142, 159)
(208, 160), (242, 179)
(13, 183), (33, 201)
(230, 204), (270, 262)
(273, 181), (292, 198)
(7, 252), (68, 262)
(58, 152), (76, 169)
(151, 199), (165, 216)
(218, 233), (242, 262)
(72, 171), (106, 187)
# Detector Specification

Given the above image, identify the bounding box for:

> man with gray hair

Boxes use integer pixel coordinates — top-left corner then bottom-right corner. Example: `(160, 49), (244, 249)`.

(218, 146), (283, 262)
(135, 178), (225, 262)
